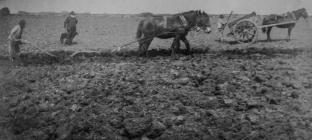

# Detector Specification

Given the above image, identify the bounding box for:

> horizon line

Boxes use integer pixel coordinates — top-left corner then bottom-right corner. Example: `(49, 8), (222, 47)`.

(6, 10), (294, 16)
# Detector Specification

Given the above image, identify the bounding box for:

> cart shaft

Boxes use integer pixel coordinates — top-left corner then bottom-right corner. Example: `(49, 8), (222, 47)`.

(259, 21), (297, 28)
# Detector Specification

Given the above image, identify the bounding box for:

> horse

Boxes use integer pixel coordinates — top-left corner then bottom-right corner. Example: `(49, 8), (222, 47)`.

(262, 8), (309, 41)
(136, 10), (211, 57)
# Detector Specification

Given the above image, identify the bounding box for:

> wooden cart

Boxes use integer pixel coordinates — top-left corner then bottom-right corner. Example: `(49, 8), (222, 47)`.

(225, 12), (297, 44)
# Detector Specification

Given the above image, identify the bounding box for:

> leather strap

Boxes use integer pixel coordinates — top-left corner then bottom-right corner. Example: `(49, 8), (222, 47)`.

(179, 15), (188, 27)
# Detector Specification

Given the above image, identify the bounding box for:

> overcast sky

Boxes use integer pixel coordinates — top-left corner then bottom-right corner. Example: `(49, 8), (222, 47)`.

(1, 0), (311, 14)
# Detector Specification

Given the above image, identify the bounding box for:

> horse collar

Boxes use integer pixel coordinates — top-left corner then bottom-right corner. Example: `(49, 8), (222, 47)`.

(163, 16), (168, 28)
(179, 15), (188, 27)
(282, 12), (297, 21)
(291, 12), (296, 20)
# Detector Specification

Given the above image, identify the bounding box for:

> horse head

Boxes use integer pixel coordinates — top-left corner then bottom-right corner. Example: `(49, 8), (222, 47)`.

(295, 8), (309, 21)
(302, 8), (309, 19)
(195, 10), (212, 33)
(184, 10), (211, 33)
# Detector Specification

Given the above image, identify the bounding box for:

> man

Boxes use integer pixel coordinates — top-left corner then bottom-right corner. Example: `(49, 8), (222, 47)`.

(8, 19), (30, 62)
(216, 14), (226, 41)
(60, 11), (78, 45)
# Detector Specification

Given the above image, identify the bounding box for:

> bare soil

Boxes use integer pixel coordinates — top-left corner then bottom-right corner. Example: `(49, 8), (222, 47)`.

(0, 15), (312, 140)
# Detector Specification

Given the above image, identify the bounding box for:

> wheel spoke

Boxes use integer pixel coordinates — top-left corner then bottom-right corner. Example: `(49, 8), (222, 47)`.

(233, 20), (257, 43)
(244, 32), (250, 40)
(246, 31), (256, 36)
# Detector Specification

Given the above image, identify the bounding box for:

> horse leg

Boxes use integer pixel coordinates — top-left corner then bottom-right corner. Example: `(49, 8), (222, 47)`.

(176, 39), (180, 54)
(287, 27), (293, 41)
(137, 33), (149, 56)
(170, 40), (175, 55)
(138, 40), (144, 56)
(171, 37), (180, 57)
(180, 36), (191, 55)
(266, 27), (272, 41)
(176, 40), (181, 52)
(142, 38), (153, 57)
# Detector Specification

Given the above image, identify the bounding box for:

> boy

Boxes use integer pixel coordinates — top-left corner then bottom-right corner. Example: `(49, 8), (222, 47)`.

(60, 11), (78, 45)
(8, 19), (30, 62)
(216, 14), (226, 41)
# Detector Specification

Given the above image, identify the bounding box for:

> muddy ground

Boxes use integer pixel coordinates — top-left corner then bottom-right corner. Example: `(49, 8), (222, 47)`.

(0, 15), (312, 140)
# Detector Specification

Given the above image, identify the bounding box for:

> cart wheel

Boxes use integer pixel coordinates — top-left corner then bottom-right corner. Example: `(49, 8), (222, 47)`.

(233, 19), (258, 44)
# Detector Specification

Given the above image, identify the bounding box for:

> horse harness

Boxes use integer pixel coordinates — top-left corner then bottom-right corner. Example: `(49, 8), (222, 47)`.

(282, 12), (296, 20)
(271, 11), (297, 22)
(162, 15), (188, 29)
(179, 15), (188, 27)
(163, 16), (168, 28)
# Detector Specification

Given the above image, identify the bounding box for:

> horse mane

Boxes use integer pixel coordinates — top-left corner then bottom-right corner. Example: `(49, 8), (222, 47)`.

(175, 10), (208, 16)
(293, 8), (306, 13)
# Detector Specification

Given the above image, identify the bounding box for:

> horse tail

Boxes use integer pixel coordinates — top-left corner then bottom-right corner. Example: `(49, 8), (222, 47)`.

(136, 20), (144, 40)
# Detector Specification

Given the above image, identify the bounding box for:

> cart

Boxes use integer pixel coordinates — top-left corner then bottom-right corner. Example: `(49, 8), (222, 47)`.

(225, 12), (297, 44)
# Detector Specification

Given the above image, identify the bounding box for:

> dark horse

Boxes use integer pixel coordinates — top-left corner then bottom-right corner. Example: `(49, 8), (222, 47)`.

(262, 8), (309, 41)
(136, 10), (211, 56)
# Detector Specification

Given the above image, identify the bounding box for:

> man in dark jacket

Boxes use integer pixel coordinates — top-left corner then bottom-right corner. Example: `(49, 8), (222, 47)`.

(60, 11), (78, 45)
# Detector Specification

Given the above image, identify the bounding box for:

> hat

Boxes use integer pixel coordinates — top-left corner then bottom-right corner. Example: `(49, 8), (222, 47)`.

(219, 15), (224, 18)
(69, 11), (76, 15)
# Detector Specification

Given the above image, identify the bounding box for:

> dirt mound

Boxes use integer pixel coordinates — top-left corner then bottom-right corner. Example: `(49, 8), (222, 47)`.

(1, 49), (312, 139)
(0, 13), (311, 140)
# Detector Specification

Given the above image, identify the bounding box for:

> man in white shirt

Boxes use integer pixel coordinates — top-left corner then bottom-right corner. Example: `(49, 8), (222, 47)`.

(8, 20), (30, 62)
(216, 15), (226, 41)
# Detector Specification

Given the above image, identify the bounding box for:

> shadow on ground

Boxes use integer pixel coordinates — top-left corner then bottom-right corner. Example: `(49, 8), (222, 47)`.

(257, 39), (294, 43)
(0, 46), (308, 66)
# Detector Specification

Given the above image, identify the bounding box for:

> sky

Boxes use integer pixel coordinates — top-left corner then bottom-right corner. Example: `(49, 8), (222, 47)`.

(0, 0), (311, 15)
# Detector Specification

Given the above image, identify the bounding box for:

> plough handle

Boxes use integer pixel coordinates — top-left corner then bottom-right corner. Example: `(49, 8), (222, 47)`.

(221, 11), (233, 35)
(27, 43), (57, 57)
(225, 11), (234, 27)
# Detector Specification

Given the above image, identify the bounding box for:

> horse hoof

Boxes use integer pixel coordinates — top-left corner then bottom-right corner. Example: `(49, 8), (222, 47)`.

(138, 53), (144, 57)
(184, 51), (191, 55)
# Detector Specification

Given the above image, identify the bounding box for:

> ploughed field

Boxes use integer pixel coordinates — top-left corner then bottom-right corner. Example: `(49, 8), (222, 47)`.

(0, 14), (312, 140)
